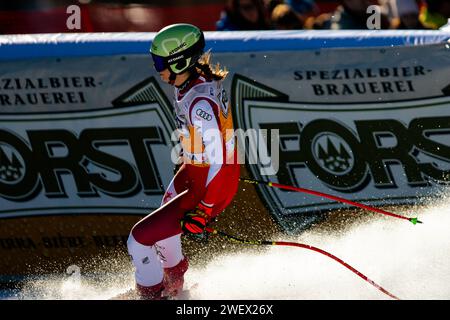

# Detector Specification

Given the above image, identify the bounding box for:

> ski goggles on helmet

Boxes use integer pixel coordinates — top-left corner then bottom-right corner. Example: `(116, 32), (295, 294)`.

(151, 54), (168, 72)
(151, 52), (191, 73)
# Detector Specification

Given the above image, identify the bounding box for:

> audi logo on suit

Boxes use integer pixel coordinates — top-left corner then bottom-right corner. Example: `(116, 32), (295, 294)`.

(196, 108), (212, 121)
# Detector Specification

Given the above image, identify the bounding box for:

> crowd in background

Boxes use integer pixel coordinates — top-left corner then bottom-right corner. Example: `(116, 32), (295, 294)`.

(215, 0), (450, 30)
(0, 0), (449, 34)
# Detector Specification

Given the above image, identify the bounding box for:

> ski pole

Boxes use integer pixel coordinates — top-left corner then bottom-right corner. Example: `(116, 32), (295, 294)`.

(205, 227), (400, 300)
(240, 178), (422, 225)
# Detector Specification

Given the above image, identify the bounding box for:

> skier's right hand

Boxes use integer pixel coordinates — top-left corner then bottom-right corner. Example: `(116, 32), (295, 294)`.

(180, 207), (210, 235)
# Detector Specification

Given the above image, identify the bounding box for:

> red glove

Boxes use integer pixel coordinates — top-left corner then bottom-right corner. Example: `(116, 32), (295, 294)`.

(180, 204), (212, 235)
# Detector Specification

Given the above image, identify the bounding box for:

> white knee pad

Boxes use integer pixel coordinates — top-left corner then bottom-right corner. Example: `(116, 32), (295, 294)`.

(127, 234), (164, 287)
(155, 233), (184, 269)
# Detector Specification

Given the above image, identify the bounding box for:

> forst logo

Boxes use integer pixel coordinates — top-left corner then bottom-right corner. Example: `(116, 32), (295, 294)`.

(232, 74), (450, 231)
(0, 77), (176, 218)
(0, 126), (166, 201)
(0, 144), (25, 184)
(312, 134), (353, 175)
(266, 117), (450, 193)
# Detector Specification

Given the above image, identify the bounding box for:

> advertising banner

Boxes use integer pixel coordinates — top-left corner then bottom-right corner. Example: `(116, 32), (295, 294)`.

(0, 33), (449, 277)
(226, 43), (450, 232)
(0, 76), (175, 218)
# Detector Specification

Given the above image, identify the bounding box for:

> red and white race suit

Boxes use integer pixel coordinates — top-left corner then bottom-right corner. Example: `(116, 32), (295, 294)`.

(127, 75), (240, 289)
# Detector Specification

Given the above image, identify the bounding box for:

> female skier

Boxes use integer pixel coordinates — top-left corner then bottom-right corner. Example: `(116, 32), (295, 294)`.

(126, 23), (240, 299)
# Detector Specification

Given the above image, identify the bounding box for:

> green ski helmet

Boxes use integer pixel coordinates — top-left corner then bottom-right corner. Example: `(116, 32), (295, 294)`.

(151, 23), (205, 76)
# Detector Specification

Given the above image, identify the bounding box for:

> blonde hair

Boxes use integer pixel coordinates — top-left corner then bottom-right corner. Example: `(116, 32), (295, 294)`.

(196, 50), (229, 81)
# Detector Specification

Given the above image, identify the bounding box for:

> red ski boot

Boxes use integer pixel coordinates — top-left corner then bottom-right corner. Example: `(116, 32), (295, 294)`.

(163, 257), (189, 298)
(111, 282), (164, 300)
(136, 282), (165, 300)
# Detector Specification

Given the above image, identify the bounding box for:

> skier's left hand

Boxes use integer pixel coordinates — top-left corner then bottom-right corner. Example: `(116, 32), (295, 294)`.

(180, 206), (210, 235)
